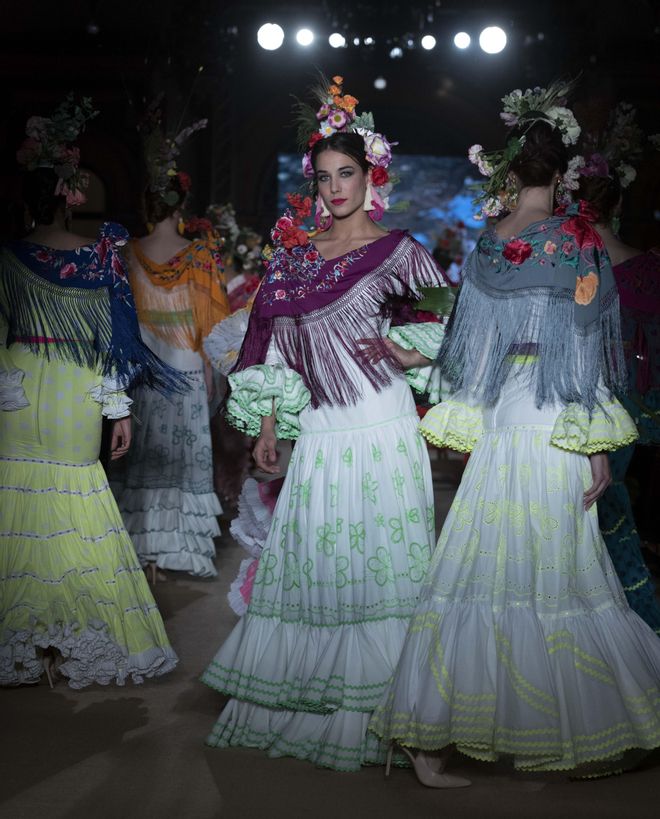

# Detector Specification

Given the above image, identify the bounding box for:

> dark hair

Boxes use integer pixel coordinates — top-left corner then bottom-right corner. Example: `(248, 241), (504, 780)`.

(22, 167), (65, 226)
(310, 132), (370, 174)
(509, 121), (568, 187)
(143, 176), (186, 224)
(577, 172), (622, 224)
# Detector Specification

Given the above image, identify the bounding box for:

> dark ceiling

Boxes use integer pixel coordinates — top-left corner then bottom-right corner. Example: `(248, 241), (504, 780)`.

(2, 0), (659, 237)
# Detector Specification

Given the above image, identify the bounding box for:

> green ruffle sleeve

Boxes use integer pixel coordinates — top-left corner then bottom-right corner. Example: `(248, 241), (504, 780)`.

(388, 322), (446, 403)
(550, 398), (639, 454)
(419, 395), (484, 453)
(226, 364), (311, 440)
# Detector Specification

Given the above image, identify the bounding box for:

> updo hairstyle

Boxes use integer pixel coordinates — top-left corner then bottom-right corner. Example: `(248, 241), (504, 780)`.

(509, 121), (569, 187)
(576, 173), (622, 224)
(143, 175), (186, 224)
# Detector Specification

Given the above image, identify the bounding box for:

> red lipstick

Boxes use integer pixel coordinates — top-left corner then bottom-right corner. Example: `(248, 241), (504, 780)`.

(331, 198), (347, 205)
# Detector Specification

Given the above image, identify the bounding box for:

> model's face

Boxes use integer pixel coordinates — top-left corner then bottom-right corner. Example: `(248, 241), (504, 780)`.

(315, 150), (368, 219)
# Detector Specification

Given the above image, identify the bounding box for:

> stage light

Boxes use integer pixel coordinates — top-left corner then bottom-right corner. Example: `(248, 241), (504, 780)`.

(389, 46), (403, 58)
(364, 36), (375, 46)
(374, 77), (387, 90)
(453, 32), (470, 49)
(296, 28), (314, 46)
(479, 26), (507, 54)
(421, 35), (436, 50)
(87, 21), (100, 35)
(329, 32), (346, 48)
(353, 37), (361, 46)
(257, 23), (284, 51)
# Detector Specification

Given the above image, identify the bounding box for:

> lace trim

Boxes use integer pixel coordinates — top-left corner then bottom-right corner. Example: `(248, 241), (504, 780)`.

(419, 399), (484, 452)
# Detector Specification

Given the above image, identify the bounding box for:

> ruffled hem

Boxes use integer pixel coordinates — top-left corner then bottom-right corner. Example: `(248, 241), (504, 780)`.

(227, 557), (259, 617)
(226, 364), (311, 440)
(419, 398), (484, 452)
(369, 601), (660, 772)
(206, 698), (393, 772)
(229, 478), (273, 559)
(201, 614), (412, 714)
(0, 367), (29, 411)
(550, 399), (639, 454)
(0, 624), (177, 689)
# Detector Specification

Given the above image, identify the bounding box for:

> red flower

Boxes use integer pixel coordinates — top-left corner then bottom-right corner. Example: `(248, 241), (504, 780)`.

(304, 250), (320, 263)
(561, 217), (603, 251)
(371, 167), (389, 187)
(502, 239), (533, 265)
(286, 193), (312, 221)
(59, 262), (78, 279)
(281, 226), (308, 250)
(276, 216), (294, 232)
(177, 171), (192, 192)
(35, 249), (53, 263)
(308, 132), (323, 149)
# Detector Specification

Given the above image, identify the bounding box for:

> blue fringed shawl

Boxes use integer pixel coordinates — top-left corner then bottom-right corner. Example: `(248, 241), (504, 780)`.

(0, 222), (189, 396)
(438, 207), (627, 412)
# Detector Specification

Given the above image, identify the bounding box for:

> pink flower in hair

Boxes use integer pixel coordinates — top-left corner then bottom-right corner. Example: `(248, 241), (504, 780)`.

(580, 153), (610, 178)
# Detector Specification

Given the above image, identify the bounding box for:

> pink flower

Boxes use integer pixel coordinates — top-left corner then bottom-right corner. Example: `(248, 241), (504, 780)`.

(275, 289), (286, 300)
(59, 262), (77, 279)
(35, 249), (53, 263)
(502, 239), (533, 265)
(316, 103), (331, 121)
(544, 241), (557, 254)
(580, 152), (609, 179)
(65, 188), (86, 206)
(302, 151), (314, 179)
(276, 216), (293, 231)
(562, 241), (575, 255)
(328, 110), (348, 129)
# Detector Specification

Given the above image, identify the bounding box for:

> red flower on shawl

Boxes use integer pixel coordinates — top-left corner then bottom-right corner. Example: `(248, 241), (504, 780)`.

(59, 262), (78, 279)
(502, 238), (533, 265)
(561, 216), (603, 251)
(35, 249), (53, 264)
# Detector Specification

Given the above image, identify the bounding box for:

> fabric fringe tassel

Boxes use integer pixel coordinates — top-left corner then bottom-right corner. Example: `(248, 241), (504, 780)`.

(437, 272), (627, 413)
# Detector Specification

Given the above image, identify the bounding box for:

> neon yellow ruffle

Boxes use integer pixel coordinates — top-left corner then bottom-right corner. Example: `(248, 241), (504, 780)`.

(419, 397), (484, 452)
(550, 399), (639, 454)
(227, 364), (311, 440)
(388, 322), (445, 403)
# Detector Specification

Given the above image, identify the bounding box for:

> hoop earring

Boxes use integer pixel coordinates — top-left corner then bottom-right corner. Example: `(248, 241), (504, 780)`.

(315, 194), (332, 230)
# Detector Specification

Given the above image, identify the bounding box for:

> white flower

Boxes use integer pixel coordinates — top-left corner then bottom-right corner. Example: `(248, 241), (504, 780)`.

(319, 120), (337, 137)
(362, 131), (392, 167)
(562, 155), (585, 191)
(468, 144), (483, 165)
(482, 196), (504, 217)
(617, 163), (637, 189)
(236, 243), (248, 255)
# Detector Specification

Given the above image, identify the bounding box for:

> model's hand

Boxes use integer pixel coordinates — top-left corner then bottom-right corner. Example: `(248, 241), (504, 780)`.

(253, 416), (279, 474)
(357, 337), (431, 370)
(110, 417), (132, 460)
(584, 452), (611, 510)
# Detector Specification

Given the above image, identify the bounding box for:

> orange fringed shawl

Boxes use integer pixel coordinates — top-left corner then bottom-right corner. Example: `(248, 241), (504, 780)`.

(130, 235), (230, 357)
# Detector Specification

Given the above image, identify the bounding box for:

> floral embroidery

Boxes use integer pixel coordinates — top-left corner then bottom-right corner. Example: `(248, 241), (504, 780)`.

(502, 239), (533, 265)
(575, 271), (599, 305)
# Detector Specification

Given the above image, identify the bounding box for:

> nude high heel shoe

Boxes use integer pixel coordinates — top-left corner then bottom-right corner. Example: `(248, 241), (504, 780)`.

(385, 743), (471, 789)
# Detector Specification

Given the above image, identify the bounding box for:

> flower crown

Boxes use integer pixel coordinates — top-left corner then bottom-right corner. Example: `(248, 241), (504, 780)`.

(140, 96), (207, 208)
(468, 80), (581, 218)
(16, 93), (98, 207)
(578, 102), (645, 191)
(296, 75), (396, 221)
(206, 202), (264, 272)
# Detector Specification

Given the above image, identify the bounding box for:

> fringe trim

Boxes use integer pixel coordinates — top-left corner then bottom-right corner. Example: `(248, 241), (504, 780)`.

(438, 262), (627, 413)
(257, 237), (444, 408)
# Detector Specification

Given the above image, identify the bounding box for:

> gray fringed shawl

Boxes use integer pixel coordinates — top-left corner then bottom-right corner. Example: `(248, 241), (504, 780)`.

(437, 212), (627, 411)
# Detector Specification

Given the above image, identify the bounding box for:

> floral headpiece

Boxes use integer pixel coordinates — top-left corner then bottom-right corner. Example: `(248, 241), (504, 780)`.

(206, 202), (264, 273)
(578, 102), (644, 191)
(16, 93), (98, 206)
(140, 96), (207, 208)
(468, 80), (581, 217)
(295, 75), (396, 221)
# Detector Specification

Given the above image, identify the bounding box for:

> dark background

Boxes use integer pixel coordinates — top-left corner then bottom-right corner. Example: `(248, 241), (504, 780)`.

(2, 0), (659, 243)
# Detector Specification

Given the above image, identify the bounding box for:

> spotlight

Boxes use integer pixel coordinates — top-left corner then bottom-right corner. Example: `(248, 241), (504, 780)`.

(364, 36), (375, 46)
(329, 32), (346, 48)
(374, 76), (387, 90)
(479, 26), (507, 54)
(353, 37), (361, 46)
(453, 32), (470, 49)
(421, 35), (436, 50)
(87, 21), (100, 35)
(296, 28), (314, 46)
(257, 23), (284, 51)
(389, 46), (403, 59)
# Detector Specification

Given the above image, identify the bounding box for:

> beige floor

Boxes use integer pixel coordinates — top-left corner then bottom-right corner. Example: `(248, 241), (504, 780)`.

(1, 459), (659, 819)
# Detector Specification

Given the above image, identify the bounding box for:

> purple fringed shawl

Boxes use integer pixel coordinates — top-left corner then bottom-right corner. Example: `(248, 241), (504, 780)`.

(234, 229), (444, 407)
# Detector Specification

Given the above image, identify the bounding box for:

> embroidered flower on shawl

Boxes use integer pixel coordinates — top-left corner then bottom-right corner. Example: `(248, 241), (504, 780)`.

(574, 271), (599, 306)
(544, 241), (557, 254)
(502, 239), (533, 265)
(59, 262), (78, 279)
(561, 215), (603, 251)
